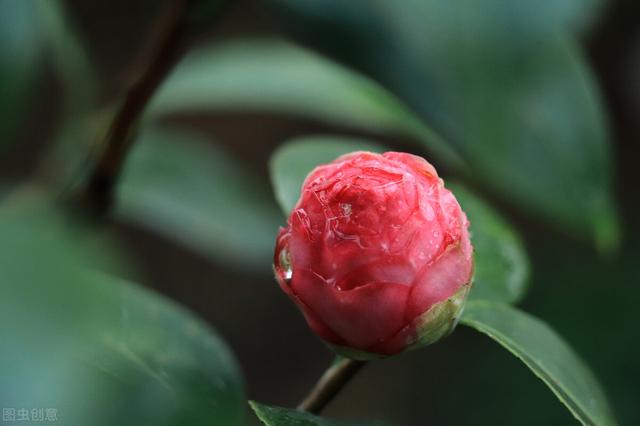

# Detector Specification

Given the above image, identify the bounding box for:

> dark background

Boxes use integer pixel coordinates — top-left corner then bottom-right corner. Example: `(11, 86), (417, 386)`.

(3, 0), (639, 425)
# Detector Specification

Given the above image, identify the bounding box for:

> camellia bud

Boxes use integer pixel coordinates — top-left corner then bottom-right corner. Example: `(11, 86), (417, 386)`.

(274, 151), (473, 359)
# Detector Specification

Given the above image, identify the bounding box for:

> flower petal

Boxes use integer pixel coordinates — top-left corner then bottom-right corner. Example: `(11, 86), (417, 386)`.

(405, 236), (473, 321)
(292, 269), (410, 349)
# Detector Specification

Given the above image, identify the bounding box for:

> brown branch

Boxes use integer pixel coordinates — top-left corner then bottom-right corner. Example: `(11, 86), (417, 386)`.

(297, 357), (366, 415)
(83, 0), (192, 214)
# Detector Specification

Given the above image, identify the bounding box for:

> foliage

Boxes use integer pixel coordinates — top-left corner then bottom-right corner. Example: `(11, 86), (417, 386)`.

(0, 0), (626, 425)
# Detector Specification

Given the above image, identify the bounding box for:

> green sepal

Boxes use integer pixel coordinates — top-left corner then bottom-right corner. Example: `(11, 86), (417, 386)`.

(406, 283), (471, 351)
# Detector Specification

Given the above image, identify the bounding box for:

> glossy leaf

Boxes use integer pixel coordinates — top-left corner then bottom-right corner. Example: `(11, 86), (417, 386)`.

(269, 136), (384, 214)
(250, 401), (383, 426)
(448, 183), (529, 303)
(116, 126), (282, 271)
(0, 207), (245, 425)
(148, 38), (462, 168)
(263, 0), (618, 250)
(460, 301), (617, 426)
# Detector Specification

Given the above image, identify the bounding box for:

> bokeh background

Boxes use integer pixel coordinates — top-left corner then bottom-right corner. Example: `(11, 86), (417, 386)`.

(1, 0), (639, 425)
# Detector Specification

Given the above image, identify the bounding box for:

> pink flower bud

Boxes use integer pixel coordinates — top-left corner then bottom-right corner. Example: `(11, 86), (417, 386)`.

(274, 151), (473, 359)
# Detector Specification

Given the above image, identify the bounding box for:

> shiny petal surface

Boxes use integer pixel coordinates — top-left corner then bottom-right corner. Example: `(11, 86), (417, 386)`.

(274, 151), (473, 355)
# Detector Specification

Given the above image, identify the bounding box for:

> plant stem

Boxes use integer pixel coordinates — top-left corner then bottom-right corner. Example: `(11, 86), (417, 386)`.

(83, 0), (192, 214)
(297, 357), (366, 415)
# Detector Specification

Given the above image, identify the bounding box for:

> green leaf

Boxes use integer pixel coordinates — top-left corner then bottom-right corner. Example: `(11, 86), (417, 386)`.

(448, 183), (529, 304)
(250, 401), (383, 426)
(36, 0), (96, 118)
(35, 0), (101, 191)
(269, 136), (384, 214)
(0, 207), (246, 425)
(0, 0), (99, 191)
(460, 301), (617, 426)
(148, 38), (462, 169)
(116, 126), (282, 271)
(0, 1), (42, 148)
(263, 0), (618, 250)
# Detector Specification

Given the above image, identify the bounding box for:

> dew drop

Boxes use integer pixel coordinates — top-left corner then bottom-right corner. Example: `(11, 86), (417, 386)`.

(279, 248), (293, 282)
(340, 203), (352, 216)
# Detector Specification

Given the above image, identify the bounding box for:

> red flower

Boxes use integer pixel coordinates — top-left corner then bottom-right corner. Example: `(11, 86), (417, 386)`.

(274, 151), (473, 358)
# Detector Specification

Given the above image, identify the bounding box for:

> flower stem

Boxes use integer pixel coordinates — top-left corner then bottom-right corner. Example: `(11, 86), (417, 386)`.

(297, 357), (366, 415)
(82, 0), (192, 214)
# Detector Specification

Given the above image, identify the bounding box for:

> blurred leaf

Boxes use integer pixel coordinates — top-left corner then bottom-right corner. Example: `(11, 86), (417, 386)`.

(460, 301), (617, 426)
(449, 183), (529, 304)
(0, 0), (99, 190)
(250, 401), (383, 426)
(148, 38), (462, 168)
(0, 1), (42, 148)
(116, 126), (282, 272)
(0, 207), (245, 425)
(35, 0), (100, 190)
(269, 136), (384, 214)
(263, 0), (618, 250)
(36, 1), (96, 117)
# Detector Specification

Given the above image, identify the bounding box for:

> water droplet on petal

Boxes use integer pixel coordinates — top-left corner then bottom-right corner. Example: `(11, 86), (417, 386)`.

(279, 248), (293, 282)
